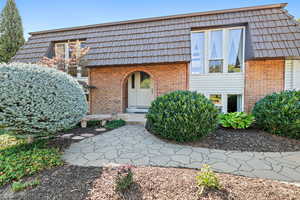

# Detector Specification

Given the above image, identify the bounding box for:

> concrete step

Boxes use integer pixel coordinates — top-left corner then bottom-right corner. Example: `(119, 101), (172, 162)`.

(117, 113), (146, 125)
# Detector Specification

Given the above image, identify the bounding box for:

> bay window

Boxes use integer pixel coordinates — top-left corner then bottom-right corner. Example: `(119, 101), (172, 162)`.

(191, 27), (245, 74)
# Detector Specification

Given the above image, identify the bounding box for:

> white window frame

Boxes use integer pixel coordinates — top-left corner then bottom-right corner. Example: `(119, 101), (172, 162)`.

(54, 40), (88, 81)
(191, 26), (246, 75)
(206, 93), (244, 113)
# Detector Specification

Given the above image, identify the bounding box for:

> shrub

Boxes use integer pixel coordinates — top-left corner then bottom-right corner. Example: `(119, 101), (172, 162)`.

(196, 164), (221, 195)
(252, 90), (300, 139)
(87, 120), (102, 127)
(105, 119), (126, 129)
(115, 165), (134, 193)
(146, 90), (219, 142)
(12, 179), (40, 192)
(0, 63), (88, 135)
(219, 112), (255, 129)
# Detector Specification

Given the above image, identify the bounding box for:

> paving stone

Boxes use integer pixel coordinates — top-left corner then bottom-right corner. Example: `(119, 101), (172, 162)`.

(171, 155), (190, 164)
(246, 158), (272, 170)
(81, 133), (95, 137)
(60, 133), (74, 138)
(72, 136), (85, 140)
(95, 128), (106, 132)
(175, 148), (193, 155)
(252, 170), (292, 182)
(211, 162), (237, 173)
(84, 152), (103, 160)
(63, 125), (300, 182)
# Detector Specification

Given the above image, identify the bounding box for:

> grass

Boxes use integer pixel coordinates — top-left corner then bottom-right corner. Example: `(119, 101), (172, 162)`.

(0, 136), (63, 187)
(11, 179), (40, 192)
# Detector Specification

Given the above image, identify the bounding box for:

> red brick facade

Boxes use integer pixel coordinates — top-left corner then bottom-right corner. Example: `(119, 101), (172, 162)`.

(89, 60), (285, 114)
(244, 59), (285, 112)
(89, 63), (188, 114)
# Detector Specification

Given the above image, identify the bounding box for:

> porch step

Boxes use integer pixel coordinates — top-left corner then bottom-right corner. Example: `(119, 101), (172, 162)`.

(117, 113), (146, 125)
(126, 107), (148, 113)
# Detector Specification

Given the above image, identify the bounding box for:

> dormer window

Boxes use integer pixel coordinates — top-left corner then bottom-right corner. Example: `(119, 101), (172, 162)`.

(53, 40), (88, 79)
(191, 27), (245, 74)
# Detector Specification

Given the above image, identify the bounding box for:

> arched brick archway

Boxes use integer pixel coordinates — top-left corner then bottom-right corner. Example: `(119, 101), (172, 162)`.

(121, 70), (157, 112)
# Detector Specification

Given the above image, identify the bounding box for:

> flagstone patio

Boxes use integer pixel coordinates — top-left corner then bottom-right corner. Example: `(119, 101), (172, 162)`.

(63, 125), (300, 183)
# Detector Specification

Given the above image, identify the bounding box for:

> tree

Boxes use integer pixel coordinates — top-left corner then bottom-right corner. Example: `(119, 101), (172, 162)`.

(0, 0), (25, 63)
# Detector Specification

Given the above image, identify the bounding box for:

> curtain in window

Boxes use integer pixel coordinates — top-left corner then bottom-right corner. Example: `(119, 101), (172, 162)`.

(228, 29), (243, 72)
(191, 32), (205, 74)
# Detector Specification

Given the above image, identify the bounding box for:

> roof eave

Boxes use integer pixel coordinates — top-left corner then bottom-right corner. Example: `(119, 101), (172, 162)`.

(29, 3), (288, 36)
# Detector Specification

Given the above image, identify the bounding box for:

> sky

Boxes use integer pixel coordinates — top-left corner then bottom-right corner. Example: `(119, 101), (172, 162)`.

(0, 0), (299, 40)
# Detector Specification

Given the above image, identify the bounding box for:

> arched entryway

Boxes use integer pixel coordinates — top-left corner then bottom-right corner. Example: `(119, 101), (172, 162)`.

(123, 71), (154, 113)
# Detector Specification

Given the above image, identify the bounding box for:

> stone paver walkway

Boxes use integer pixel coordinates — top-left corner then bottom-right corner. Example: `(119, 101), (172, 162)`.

(63, 125), (300, 182)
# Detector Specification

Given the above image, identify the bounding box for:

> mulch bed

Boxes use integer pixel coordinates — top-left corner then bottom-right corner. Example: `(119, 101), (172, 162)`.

(2, 166), (299, 200)
(0, 165), (102, 200)
(154, 128), (300, 152)
(87, 166), (300, 200)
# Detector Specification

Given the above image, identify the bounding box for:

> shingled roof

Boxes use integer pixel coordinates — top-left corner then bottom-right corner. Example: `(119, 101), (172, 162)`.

(12, 3), (300, 66)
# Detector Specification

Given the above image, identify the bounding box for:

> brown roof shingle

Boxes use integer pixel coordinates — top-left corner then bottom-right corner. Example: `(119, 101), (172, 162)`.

(12, 3), (300, 66)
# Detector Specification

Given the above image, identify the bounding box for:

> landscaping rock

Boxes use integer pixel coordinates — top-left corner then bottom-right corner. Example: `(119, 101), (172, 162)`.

(60, 133), (74, 138)
(95, 128), (106, 132)
(72, 136), (85, 140)
(81, 133), (95, 137)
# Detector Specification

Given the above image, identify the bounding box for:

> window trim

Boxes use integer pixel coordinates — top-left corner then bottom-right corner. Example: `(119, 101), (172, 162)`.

(206, 93), (244, 113)
(191, 26), (245, 75)
(54, 40), (88, 80)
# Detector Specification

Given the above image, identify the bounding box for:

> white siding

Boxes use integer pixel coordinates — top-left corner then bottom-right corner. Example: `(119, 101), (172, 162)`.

(189, 73), (244, 94)
(189, 72), (245, 113)
(285, 60), (300, 90)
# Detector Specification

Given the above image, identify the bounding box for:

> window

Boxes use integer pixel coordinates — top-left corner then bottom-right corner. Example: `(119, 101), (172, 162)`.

(54, 40), (87, 78)
(209, 30), (223, 73)
(227, 94), (242, 112)
(228, 29), (244, 73)
(209, 94), (222, 112)
(191, 32), (205, 74)
(140, 72), (151, 89)
(131, 73), (135, 89)
(190, 27), (244, 74)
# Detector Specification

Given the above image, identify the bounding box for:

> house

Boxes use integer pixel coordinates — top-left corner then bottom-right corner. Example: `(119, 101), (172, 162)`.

(13, 3), (300, 114)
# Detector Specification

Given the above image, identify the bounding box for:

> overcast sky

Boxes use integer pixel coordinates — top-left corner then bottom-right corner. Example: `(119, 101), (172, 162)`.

(0, 0), (299, 39)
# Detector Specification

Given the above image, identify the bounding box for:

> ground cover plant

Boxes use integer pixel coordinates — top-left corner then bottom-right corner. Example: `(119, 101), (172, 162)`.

(105, 119), (126, 130)
(0, 63), (88, 135)
(219, 112), (255, 129)
(0, 139), (63, 187)
(11, 179), (40, 192)
(146, 90), (219, 142)
(253, 90), (300, 139)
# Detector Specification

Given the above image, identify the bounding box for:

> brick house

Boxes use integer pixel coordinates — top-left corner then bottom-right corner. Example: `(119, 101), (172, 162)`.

(13, 3), (300, 114)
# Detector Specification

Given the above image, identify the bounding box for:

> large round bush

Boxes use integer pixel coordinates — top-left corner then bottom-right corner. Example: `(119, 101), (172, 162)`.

(0, 63), (88, 134)
(252, 90), (300, 139)
(146, 90), (219, 142)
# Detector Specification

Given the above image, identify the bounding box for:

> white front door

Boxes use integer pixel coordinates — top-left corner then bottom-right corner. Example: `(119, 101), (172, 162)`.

(128, 72), (153, 108)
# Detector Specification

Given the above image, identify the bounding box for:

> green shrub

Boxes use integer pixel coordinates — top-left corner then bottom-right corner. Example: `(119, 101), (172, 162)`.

(219, 112), (255, 129)
(252, 90), (300, 139)
(115, 165), (133, 193)
(146, 90), (219, 142)
(12, 179), (40, 192)
(0, 63), (88, 135)
(196, 164), (221, 195)
(0, 140), (63, 187)
(105, 119), (126, 129)
(87, 120), (102, 127)
(0, 134), (25, 150)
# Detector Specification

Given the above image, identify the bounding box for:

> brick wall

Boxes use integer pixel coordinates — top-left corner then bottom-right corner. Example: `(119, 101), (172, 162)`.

(89, 63), (188, 114)
(244, 59), (285, 112)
